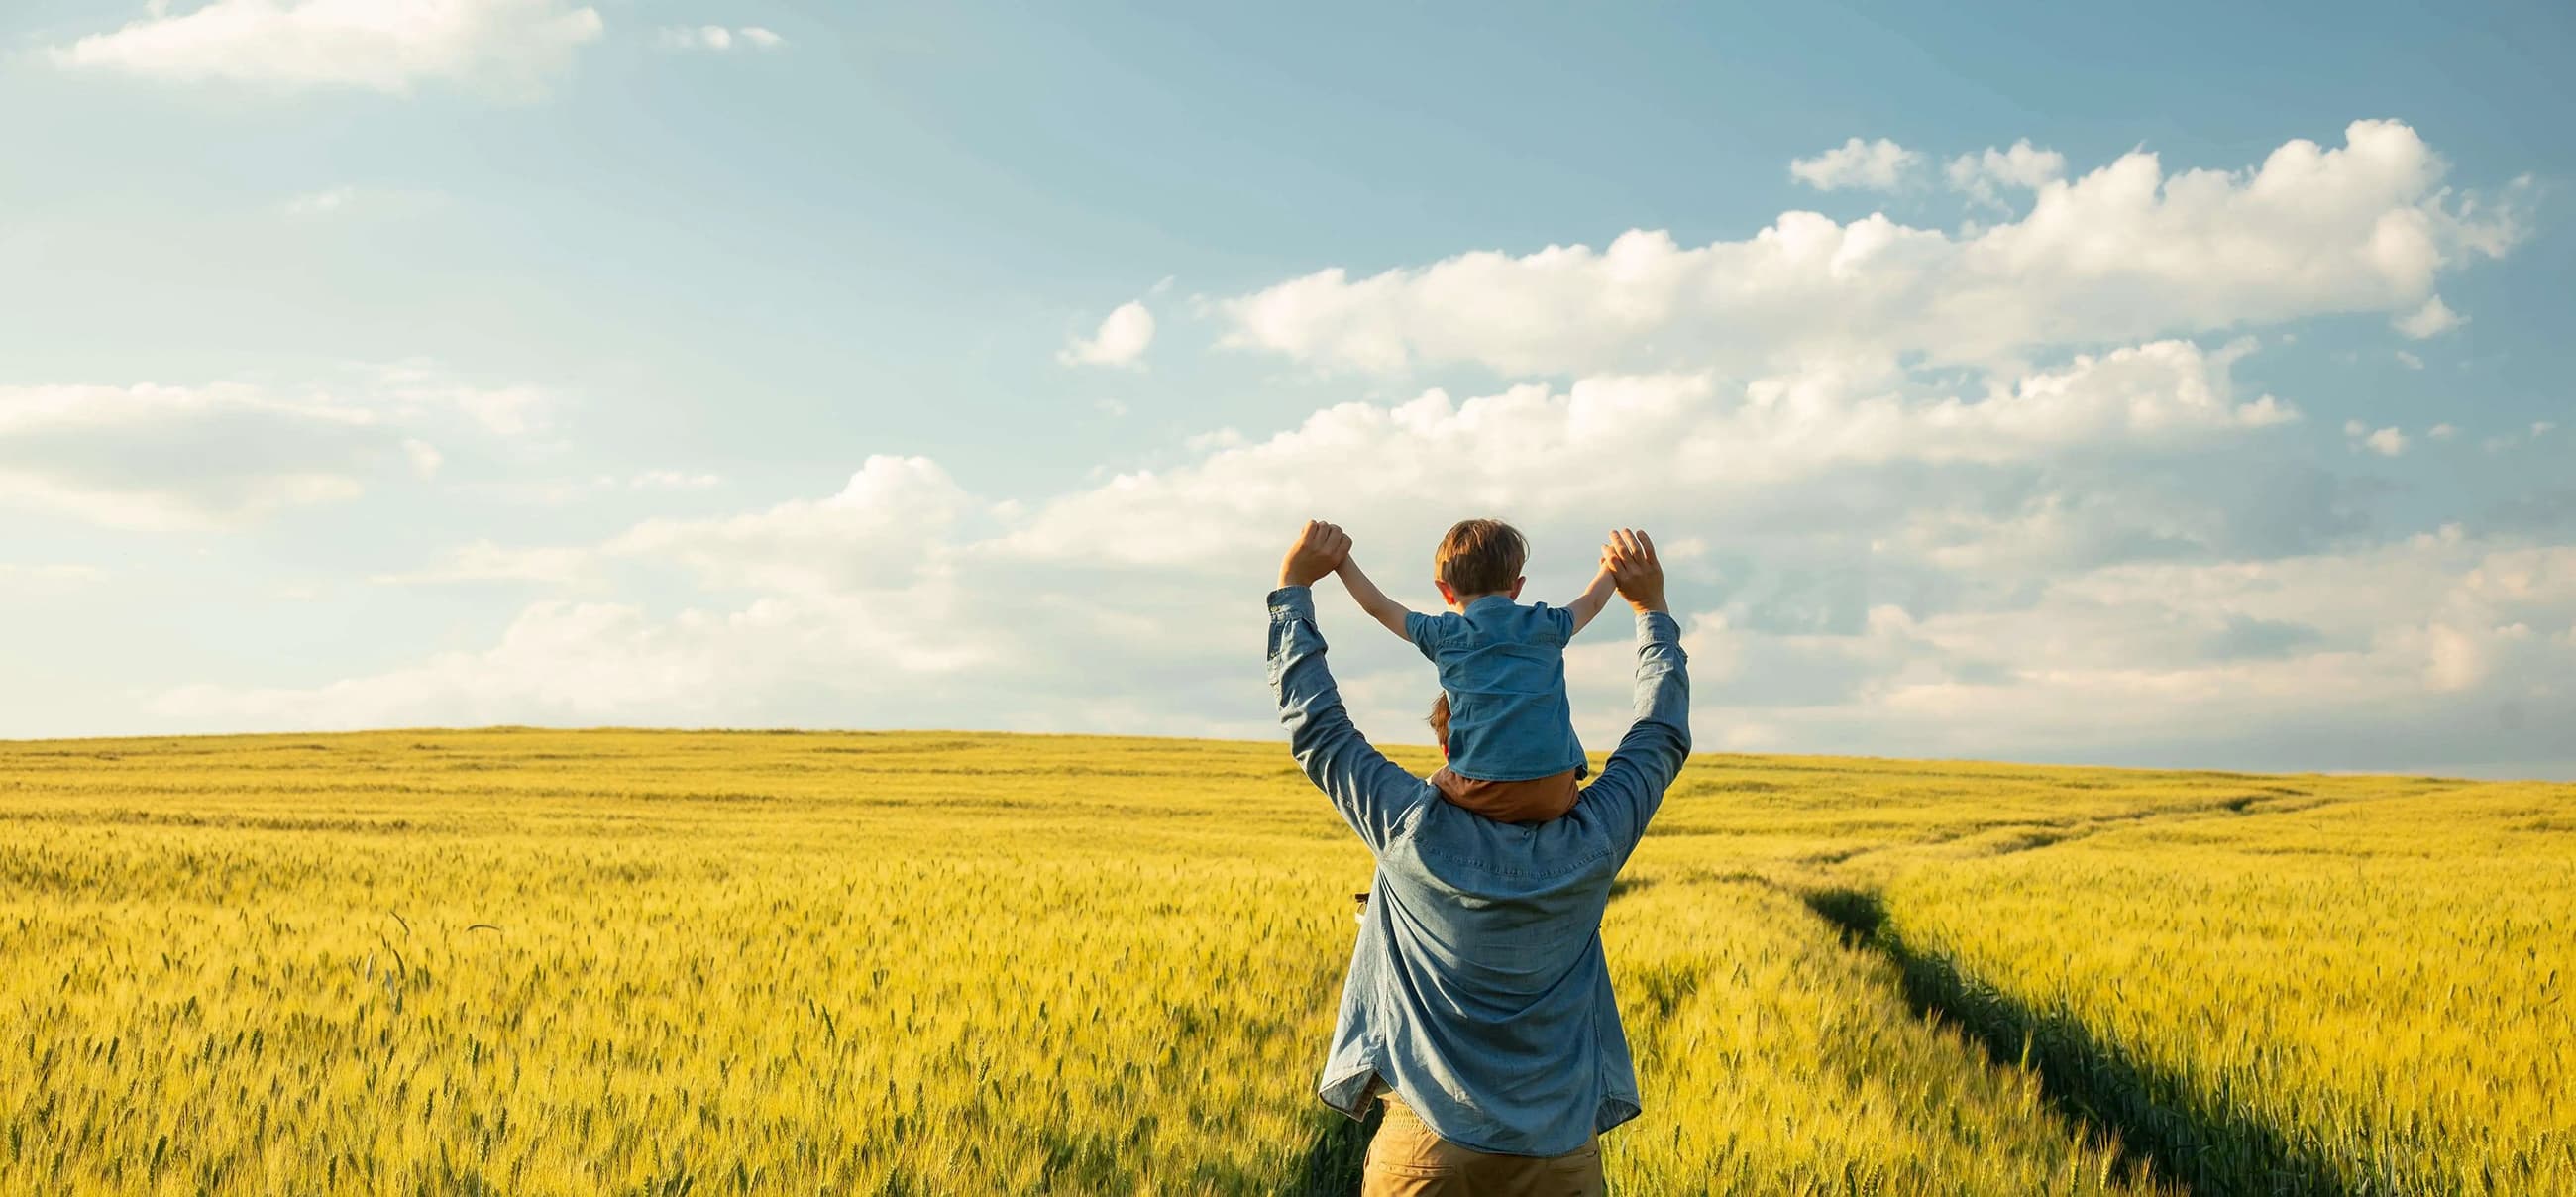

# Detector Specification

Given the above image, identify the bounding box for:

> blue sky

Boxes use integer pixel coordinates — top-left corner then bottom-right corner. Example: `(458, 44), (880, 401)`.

(3, 0), (2571, 776)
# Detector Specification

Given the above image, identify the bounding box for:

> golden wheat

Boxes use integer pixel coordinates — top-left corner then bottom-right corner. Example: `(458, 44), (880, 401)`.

(2, 730), (2565, 1194)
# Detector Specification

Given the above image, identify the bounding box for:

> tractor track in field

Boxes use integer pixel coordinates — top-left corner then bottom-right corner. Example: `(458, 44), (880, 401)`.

(1766, 786), (2437, 1197)
(1795, 882), (2360, 1196)
(1695, 790), (2427, 1194)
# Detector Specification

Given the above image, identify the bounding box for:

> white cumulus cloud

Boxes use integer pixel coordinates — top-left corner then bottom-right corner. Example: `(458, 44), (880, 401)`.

(602, 456), (973, 595)
(2394, 294), (2464, 339)
(152, 391), (2576, 773)
(1946, 139), (2068, 207)
(159, 342), (2332, 750)
(1002, 340), (2292, 570)
(1060, 301), (1156, 369)
(1220, 122), (2522, 378)
(2344, 420), (2408, 456)
(105, 116), (2570, 774)
(1790, 137), (1922, 191)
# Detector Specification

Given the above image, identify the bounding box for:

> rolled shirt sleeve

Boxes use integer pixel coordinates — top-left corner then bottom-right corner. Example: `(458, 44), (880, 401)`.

(1578, 609), (1691, 860)
(1271, 586), (1425, 851)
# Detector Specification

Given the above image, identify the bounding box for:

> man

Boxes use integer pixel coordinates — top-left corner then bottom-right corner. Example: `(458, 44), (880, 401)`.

(1268, 522), (1691, 1196)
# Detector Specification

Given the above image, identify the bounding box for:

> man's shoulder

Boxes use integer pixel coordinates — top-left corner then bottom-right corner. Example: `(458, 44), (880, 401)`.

(1395, 798), (1625, 867)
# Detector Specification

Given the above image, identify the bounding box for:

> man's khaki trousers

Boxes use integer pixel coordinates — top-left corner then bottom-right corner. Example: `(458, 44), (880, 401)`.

(1360, 1097), (1606, 1196)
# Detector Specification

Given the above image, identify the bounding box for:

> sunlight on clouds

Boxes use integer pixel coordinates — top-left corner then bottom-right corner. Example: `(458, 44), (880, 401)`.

(1221, 122), (2522, 378)
(49, 0), (604, 96)
(112, 116), (2570, 772)
(153, 391), (2576, 769)
(1000, 340), (2291, 570)
(157, 344), (2360, 754)
(1709, 530), (2576, 765)
(603, 456), (972, 594)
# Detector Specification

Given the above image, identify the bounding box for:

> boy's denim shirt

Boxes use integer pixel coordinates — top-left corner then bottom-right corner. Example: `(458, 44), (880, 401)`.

(1406, 595), (1587, 782)
(1267, 584), (1691, 1156)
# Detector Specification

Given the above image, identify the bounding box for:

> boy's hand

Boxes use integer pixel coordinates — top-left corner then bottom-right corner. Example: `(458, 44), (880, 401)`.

(1606, 528), (1666, 613)
(1562, 546), (1623, 636)
(1279, 520), (1352, 588)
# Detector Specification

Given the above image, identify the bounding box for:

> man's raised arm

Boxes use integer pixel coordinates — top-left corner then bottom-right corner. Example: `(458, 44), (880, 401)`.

(1576, 529), (1692, 861)
(1269, 521), (1423, 851)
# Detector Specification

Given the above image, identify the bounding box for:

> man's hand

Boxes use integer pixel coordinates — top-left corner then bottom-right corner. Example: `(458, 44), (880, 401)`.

(1604, 528), (1666, 614)
(1279, 520), (1352, 589)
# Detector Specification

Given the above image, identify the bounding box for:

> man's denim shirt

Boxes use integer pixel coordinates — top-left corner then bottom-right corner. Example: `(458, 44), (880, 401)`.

(1267, 585), (1691, 1157)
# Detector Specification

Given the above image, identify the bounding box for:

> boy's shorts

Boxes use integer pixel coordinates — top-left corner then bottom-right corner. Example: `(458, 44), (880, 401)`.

(1431, 766), (1580, 824)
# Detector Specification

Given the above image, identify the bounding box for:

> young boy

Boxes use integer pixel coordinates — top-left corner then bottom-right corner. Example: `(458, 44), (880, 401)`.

(1335, 519), (1618, 823)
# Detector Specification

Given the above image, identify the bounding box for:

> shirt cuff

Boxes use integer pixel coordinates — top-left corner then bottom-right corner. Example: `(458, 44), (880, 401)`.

(1268, 585), (1317, 622)
(1636, 609), (1680, 644)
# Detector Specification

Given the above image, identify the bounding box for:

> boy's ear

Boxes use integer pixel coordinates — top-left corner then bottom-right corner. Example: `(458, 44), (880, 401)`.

(1506, 576), (1527, 599)
(1434, 579), (1459, 606)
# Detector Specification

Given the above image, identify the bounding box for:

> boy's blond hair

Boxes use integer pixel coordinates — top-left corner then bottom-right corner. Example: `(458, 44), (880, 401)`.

(1435, 519), (1527, 597)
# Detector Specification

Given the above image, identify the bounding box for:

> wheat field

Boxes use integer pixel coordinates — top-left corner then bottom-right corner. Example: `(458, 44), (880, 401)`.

(2, 730), (2569, 1195)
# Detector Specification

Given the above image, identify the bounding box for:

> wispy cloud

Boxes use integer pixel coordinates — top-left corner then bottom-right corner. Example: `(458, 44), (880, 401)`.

(658, 25), (786, 52)
(282, 186), (357, 217)
(456, 471), (724, 506)
(0, 369), (558, 531)
(0, 563), (108, 588)
(49, 0), (605, 96)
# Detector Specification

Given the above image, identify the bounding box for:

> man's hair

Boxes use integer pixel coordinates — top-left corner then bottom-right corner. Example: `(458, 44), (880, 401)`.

(1435, 518), (1527, 596)
(1428, 692), (1450, 755)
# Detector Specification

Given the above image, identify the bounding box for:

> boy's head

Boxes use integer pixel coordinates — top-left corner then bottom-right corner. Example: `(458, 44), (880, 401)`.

(1434, 518), (1528, 607)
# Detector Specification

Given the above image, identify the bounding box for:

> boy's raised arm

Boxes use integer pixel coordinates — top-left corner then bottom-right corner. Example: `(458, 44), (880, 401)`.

(1562, 554), (1621, 635)
(1334, 555), (1415, 640)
